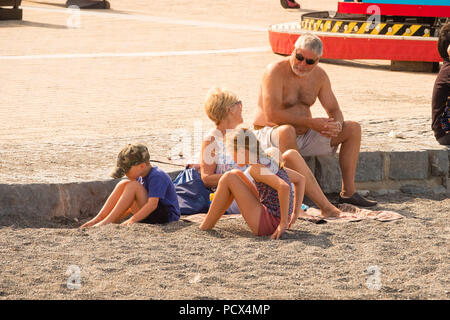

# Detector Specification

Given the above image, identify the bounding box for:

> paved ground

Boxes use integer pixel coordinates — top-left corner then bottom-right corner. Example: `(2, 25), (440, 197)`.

(0, 0), (446, 184)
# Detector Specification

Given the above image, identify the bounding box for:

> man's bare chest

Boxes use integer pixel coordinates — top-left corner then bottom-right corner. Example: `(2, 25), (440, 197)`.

(282, 82), (319, 109)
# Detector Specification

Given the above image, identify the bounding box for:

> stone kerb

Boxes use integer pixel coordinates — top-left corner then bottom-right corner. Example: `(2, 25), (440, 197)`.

(0, 180), (119, 219)
(0, 150), (448, 219)
(309, 149), (449, 194)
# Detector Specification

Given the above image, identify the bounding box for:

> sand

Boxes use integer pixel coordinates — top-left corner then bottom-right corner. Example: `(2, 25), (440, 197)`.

(0, 193), (448, 300)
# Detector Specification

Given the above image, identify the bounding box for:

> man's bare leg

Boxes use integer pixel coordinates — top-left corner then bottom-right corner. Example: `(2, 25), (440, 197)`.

(274, 126), (341, 218)
(331, 121), (377, 206)
(330, 121), (361, 197)
(282, 149), (341, 218)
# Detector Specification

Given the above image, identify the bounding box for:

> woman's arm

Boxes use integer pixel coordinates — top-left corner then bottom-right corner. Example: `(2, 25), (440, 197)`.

(200, 136), (223, 188)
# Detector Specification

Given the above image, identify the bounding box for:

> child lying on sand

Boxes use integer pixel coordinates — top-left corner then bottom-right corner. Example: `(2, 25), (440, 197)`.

(200, 127), (306, 239)
(80, 143), (180, 228)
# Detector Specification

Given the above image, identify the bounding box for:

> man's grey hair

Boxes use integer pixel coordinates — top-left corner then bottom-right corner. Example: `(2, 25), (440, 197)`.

(294, 33), (323, 57)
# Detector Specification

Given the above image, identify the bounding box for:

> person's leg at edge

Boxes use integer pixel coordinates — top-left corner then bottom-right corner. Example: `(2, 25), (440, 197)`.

(200, 170), (262, 235)
(437, 134), (450, 146)
(95, 181), (148, 226)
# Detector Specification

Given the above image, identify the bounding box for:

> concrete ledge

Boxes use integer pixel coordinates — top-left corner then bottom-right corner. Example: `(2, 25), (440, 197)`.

(305, 149), (449, 194)
(390, 61), (440, 73)
(0, 180), (119, 219)
(0, 149), (448, 219)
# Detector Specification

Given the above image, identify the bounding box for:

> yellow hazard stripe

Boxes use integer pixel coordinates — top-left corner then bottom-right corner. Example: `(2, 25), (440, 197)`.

(301, 18), (430, 37)
(370, 23), (386, 35)
(385, 24), (403, 35)
(344, 22), (357, 33)
(313, 19), (322, 32)
(332, 21), (342, 32)
(402, 24), (421, 36)
(357, 22), (368, 34)
(322, 20), (332, 32)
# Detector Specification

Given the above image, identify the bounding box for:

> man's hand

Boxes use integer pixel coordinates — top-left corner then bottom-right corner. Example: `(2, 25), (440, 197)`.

(321, 120), (342, 138)
(308, 118), (334, 133)
(309, 118), (342, 138)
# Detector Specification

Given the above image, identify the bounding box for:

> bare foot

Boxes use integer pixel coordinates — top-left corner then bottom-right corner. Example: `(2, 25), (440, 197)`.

(320, 206), (342, 219)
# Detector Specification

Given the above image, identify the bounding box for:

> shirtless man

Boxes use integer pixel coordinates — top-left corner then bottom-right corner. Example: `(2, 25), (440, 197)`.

(253, 33), (376, 207)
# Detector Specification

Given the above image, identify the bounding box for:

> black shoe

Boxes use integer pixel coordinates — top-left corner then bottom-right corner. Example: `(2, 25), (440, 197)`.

(280, 0), (300, 9)
(66, 0), (110, 9)
(338, 192), (377, 207)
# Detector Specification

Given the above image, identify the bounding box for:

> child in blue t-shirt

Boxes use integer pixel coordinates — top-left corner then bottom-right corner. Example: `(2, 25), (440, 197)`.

(80, 144), (180, 228)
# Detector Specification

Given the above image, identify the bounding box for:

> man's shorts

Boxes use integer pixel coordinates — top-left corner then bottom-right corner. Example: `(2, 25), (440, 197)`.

(252, 125), (337, 157)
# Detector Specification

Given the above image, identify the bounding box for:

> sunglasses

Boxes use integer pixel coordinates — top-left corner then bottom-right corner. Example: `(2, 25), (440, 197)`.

(295, 53), (318, 65)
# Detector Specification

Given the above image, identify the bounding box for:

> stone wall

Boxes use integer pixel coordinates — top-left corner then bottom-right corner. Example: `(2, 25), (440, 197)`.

(0, 150), (448, 219)
(312, 149), (449, 195)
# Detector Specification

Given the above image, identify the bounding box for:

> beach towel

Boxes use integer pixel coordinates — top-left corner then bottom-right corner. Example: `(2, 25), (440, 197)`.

(181, 213), (242, 224)
(182, 204), (403, 224)
(306, 203), (403, 223)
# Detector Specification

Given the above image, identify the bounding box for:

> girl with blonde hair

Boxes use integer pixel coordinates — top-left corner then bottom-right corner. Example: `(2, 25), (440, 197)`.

(200, 127), (305, 239)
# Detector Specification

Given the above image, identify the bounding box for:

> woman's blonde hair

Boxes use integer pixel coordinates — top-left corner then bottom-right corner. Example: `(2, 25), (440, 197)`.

(226, 126), (283, 169)
(204, 87), (239, 125)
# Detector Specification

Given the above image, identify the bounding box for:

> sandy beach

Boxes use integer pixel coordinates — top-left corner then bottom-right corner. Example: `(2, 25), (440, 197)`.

(0, 192), (448, 299)
(0, 0), (449, 300)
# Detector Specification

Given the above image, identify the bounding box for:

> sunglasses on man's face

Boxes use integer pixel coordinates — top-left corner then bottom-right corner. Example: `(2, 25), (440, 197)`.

(295, 53), (318, 65)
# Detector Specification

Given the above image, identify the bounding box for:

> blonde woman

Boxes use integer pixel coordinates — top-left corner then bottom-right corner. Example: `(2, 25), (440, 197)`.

(200, 127), (305, 239)
(200, 87), (342, 219)
(201, 87), (244, 188)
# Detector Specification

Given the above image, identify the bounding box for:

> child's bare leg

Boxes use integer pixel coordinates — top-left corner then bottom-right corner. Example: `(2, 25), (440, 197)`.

(115, 205), (133, 223)
(81, 180), (130, 228)
(95, 181), (147, 226)
(116, 200), (144, 223)
(282, 149), (341, 218)
(200, 170), (262, 235)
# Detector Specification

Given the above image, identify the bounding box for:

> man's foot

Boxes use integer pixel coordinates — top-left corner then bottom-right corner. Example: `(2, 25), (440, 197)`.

(338, 192), (377, 207)
(280, 0), (300, 9)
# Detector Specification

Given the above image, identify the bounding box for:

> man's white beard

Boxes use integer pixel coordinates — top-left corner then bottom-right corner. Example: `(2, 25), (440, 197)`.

(292, 67), (311, 77)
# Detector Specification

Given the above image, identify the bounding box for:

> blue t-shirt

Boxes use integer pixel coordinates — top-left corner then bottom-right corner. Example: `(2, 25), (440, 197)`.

(137, 166), (180, 222)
